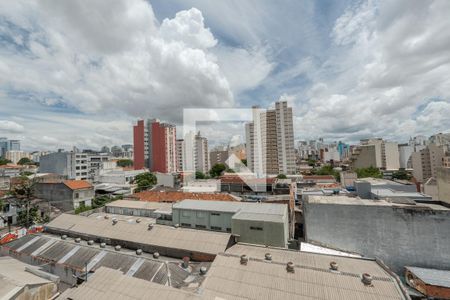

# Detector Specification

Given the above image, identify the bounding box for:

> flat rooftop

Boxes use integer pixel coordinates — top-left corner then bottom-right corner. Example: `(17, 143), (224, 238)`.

(45, 213), (231, 257)
(306, 195), (450, 211)
(106, 200), (173, 211)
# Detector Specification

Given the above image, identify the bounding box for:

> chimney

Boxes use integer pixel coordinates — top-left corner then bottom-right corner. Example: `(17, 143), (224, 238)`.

(362, 273), (373, 286)
(240, 255), (249, 265)
(286, 262), (295, 273)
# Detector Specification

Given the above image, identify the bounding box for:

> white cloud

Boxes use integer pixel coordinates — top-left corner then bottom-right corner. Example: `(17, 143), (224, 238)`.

(295, 0), (450, 143)
(0, 120), (24, 133)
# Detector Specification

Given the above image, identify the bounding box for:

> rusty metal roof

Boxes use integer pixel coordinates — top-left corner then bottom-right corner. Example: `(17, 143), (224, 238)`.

(406, 266), (450, 288)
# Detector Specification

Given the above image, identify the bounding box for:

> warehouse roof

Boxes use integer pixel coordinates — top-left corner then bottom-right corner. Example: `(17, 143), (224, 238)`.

(46, 213), (231, 256)
(174, 200), (286, 214)
(306, 195), (450, 211)
(106, 200), (173, 211)
(3, 233), (209, 288)
(405, 266), (450, 288)
(59, 267), (201, 300)
(0, 256), (53, 299)
(200, 244), (408, 300)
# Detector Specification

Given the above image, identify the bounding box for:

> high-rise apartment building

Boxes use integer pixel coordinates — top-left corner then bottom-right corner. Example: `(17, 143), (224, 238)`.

(0, 138), (20, 157)
(194, 132), (210, 174)
(411, 144), (445, 183)
(356, 138), (400, 170)
(133, 119), (177, 173)
(5, 150), (30, 164)
(245, 101), (295, 176)
(177, 132), (210, 174)
(40, 151), (89, 180)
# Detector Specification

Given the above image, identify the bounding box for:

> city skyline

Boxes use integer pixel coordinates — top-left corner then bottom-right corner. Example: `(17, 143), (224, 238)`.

(1, 0), (450, 151)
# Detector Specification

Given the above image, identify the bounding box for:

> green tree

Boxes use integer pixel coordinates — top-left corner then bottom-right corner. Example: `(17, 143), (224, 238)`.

(391, 169), (411, 180)
(277, 174), (287, 179)
(307, 159), (316, 167)
(209, 163), (226, 178)
(17, 157), (32, 165)
(0, 158), (12, 165)
(241, 159), (247, 166)
(195, 171), (206, 179)
(355, 166), (382, 178)
(134, 172), (157, 192)
(117, 159), (133, 167)
(9, 178), (40, 227)
(313, 165), (340, 181)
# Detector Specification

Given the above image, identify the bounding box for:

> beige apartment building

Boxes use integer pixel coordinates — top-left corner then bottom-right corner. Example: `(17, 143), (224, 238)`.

(411, 144), (445, 183)
(246, 101), (295, 176)
(351, 138), (399, 170)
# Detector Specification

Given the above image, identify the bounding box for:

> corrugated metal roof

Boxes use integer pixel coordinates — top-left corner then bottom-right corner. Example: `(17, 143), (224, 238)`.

(406, 266), (450, 288)
(201, 253), (407, 300)
(59, 267), (201, 300)
(46, 213), (231, 256)
(173, 200), (287, 215)
(226, 243), (389, 278)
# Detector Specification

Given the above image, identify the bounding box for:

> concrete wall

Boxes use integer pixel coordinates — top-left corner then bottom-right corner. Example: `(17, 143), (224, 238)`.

(34, 183), (93, 211)
(172, 208), (234, 232)
(232, 218), (288, 248)
(303, 201), (450, 273)
(39, 152), (72, 178)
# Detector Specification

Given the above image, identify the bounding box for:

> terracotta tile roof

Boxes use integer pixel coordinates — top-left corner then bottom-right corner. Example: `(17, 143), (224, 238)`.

(63, 180), (93, 190)
(132, 191), (237, 203)
(302, 175), (336, 181)
(219, 175), (276, 184)
(0, 190), (7, 198)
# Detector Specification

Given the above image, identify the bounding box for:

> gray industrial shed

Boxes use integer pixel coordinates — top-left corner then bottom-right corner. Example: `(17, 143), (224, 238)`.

(172, 200), (289, 248)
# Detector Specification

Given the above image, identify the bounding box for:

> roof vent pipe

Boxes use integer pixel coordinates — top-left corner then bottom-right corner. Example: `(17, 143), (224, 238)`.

(136, 249), (143, 255)
(104, 215), (109, 219)
(330, 261), (338, 271)
(112, 218), (118, 225)
(61, 235), (67, 240)
(286, 262), (295, 273)
(265, 253), (272, 261)
(74, 237), (81, 243)
(240, 255), (249, 265)
(148, 223), (154, 230)
(153, 252), (160, 259)
(200, 266), (207, 275)
(182, 256), (190, 269)
(136, 218), (141, 223)
(362, 273), (373, 286)
(114, 245), (121, 251)
(87, 240), (94, 245)
(100, 242), (106, 248)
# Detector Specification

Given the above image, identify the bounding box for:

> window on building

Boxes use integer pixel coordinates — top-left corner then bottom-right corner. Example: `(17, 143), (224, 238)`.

(75, 192), (79, 199)
(211, 212), (220, 216)
(195, 224), (206, 229)
(196, 211), (205, 218)
(211, 226), (222, 231)
(181, 211), (190, 218)
(250, 226), (263, 231)
(226, 228), (232, 232)
(181, 223), (191, 227)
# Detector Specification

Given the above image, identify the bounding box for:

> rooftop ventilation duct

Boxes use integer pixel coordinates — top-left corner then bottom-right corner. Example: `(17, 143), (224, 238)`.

(112, 218), (118, 225)
(136, 249), (143, 255)
(330, 261), (338, 271)
(87, 240), (94, 245)
(114, 245), (121, 251)
(286, 262), (295, 273)
(100, 242), (106, 248)
(182, 256), (190, 268)
(153, 252), (160, 259)
(74, 237), (81, 243)
(148, 223), (154, 230)
(200, 266), (207, 275)
(61, 235), (67, 240)
(240, 255), (249, 265)
(104, 215), (109, 219)
(265, 253), (272, 261)
(362, 273), (373, 285)
(136, 218), (141, 223)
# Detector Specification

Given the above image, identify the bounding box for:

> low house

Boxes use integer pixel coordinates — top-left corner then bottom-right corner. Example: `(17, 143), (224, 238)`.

(34, 180), (94, 211)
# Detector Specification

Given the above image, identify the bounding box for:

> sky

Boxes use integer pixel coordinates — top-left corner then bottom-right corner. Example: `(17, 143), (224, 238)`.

(0, 0), (449, 151)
